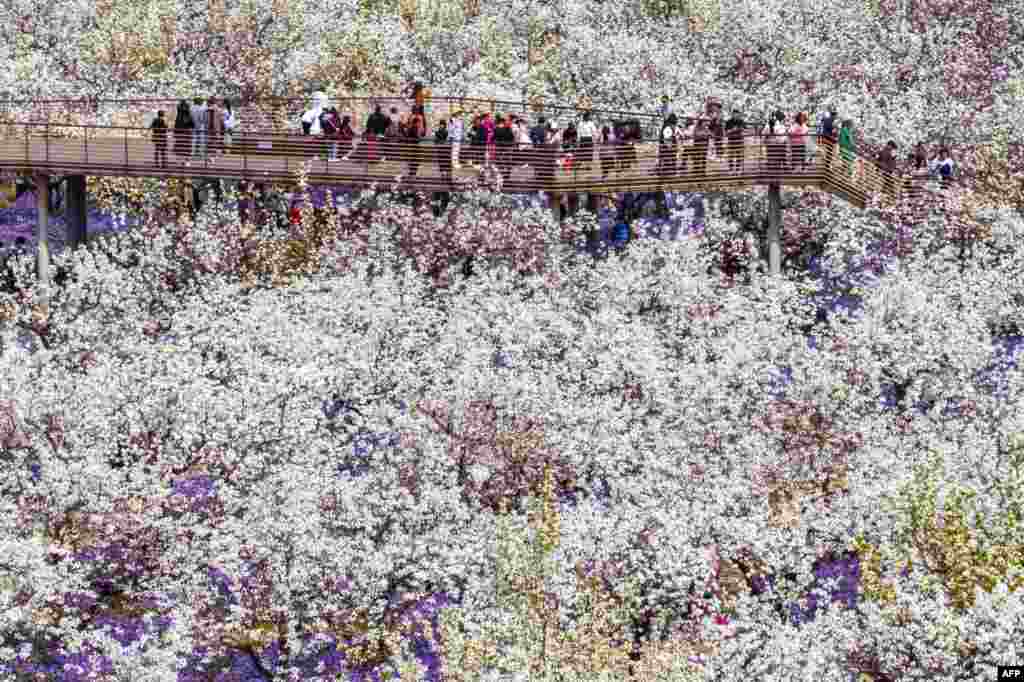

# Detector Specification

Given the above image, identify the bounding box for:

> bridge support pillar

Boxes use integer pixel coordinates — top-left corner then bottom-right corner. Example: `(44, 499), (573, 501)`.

(767, 183), (782, 277)
(65, 175), (87, 249)
(35, 173), (51, 295)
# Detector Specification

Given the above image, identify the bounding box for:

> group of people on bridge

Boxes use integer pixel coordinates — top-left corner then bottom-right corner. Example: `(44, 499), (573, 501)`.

(147, 86), (959, 202)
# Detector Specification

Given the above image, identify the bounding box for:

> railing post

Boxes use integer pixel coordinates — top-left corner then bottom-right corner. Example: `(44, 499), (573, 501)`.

(124, 127), (128, 166)
(767, 183), (781, 277)
(45, 123), (50, 164)
(35, 171), (50, 299)
(84, 126), (89, 164)
(24, 123), (29, 164)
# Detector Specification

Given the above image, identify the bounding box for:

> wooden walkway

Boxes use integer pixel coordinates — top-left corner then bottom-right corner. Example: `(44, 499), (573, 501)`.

(0, 123), (935, 209)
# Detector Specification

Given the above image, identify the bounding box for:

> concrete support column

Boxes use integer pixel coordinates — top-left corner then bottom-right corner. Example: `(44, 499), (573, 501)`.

(65, 174), (87, 249)
(550, 192), (561, 223)
(35, 173), (50, 295)
(767, 183), (781, 277)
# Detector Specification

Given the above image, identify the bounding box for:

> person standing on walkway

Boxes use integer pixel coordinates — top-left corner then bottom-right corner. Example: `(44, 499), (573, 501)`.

(578, 111), (597, 172)
(173, 100), (193, 160)
(150, 110), (169, 168)
(658, 113), (679, 181)
(448, 109), (464, 169)
(838, 119), (856, 178)
(363, 104), (388, 163)
(481, 112), (496, 168)
(494, 115), (516, 181)
(692, 119), (711, 178)
(338, 115), (355, 160)
(763, 110), (787, 175)
(724, 109), (745, 174)
(435, 118), (451, 176)
(877, 140), (899, 199)
(788, 112), (810, 171)
(206, 97), (223, 156)
(819, 109), (838, 172)
(600, 125), (616, 178)
(190, 97), (208, 160)
(222, 98), (238, 152)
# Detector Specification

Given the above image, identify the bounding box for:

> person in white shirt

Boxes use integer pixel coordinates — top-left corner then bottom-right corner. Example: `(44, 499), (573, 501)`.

(679, 117), (696, 174)
(577, 111), (598, 170)
(448, 111), (464, 169)
(189, 97), (208, 160)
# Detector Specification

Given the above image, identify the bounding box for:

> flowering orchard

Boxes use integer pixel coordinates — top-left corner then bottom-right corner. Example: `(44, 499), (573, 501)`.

(1, 155), (1023, 679)
(1, 0), (1023, 679)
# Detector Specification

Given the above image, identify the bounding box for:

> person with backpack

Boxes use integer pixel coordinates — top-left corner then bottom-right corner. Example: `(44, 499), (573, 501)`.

(150, 110), (169, 168)
(788, 112), (810, 171)
(173, 100), (193, 160)
(724, 109), (745, 174)
(819, 109), (838, 172)
(763, 110), (787, 175)
(189, 97), (208, 159)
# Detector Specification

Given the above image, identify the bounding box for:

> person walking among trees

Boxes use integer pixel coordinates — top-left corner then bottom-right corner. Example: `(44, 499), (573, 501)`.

(724, 109), (745, 174)
(173, 100), (193, 161)
(838, 118), (856, 178)
(150, 110), (169, 168)
(788, 111), (810, 171)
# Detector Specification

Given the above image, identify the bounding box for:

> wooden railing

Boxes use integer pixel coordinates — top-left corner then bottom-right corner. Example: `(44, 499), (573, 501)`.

(0, 121), (942, 208)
